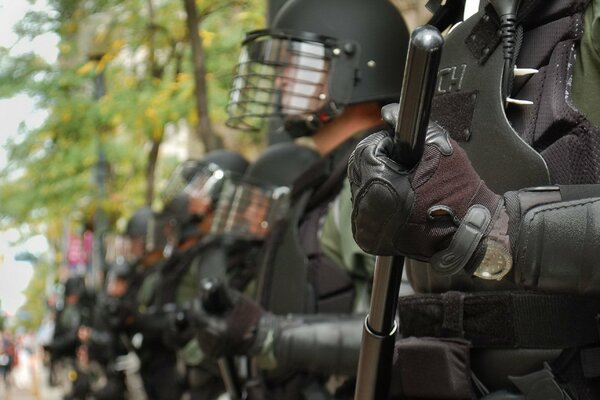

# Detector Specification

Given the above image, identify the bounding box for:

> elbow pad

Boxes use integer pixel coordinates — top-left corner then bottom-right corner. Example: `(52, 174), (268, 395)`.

(266, 314), (365, 376)
(512, 196), (600, 293)
(505, 185), (600, 293)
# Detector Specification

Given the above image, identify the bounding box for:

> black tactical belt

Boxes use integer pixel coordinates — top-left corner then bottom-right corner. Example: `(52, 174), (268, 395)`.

(398, 291), (600, 349)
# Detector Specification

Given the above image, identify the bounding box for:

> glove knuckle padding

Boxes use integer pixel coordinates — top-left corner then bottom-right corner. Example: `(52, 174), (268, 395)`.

(350, 130), (414, 255)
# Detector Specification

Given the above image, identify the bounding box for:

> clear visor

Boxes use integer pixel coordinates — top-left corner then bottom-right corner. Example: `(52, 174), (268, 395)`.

(227, 32), (332, 131)
(145, 213), (173, 254)
(184, 165), (227, 217)
(210, 175), (290, 240)
(161, 160), (203, 206)
(105, 235), (141, 265)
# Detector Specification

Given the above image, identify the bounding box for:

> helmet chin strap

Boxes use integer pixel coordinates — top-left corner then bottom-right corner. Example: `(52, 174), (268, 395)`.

(283, 103), (342, 139)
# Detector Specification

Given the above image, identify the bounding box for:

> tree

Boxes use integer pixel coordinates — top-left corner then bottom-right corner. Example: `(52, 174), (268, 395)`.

(0, 0), (264, 326)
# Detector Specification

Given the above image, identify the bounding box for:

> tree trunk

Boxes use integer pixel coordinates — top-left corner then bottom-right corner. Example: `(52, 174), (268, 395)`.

(145, 138), (161, 206)
(183, 0), (222, 152)
(144, 0), (163, 208)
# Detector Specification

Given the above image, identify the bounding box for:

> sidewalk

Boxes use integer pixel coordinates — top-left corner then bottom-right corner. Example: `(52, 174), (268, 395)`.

(6, 348), (62, 400)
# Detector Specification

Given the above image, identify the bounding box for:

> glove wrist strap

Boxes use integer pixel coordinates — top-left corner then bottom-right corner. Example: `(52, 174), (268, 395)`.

(430, 205), (492, 275)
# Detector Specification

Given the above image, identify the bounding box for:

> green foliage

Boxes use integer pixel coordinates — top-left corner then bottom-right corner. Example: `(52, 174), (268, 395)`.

(17, 260), (54, 332)
(0, 0), (265, 326)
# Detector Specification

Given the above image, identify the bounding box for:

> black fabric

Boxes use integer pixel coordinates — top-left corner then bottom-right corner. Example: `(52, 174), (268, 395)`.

(507, 4), (600, 186)
(551, 347), (600, 400)
(580, 347), (600, 378)
(140, 353), (182, 400)
(300, 202), (354, 314)
(390, 337), (474, 399)
(398, 291), (600, 349)
(519, 0), (589, 30)
(511, 15), (580, 94)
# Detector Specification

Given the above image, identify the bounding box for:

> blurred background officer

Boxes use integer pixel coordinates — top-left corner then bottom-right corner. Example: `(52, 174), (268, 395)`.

(107, 206), (180, 400)
(44, 275), (89, 399)
(189, 0), (410, 399)
(153, 151), (249, 400)
(77, 261), (132, 400)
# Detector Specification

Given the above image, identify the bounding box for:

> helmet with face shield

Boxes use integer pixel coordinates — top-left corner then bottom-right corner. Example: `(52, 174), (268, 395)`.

(210, 174), (290, 241)
(160, 151), (250, 246)
(226, 0), (410, 137)
(161, 151), (249, 206)
(105, 259), (133, 298)
(118, 207), (155, 264)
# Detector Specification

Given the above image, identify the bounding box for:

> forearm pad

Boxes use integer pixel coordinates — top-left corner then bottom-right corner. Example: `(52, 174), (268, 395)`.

(507, 186), (600, 293)
(261, 314), (364, 376)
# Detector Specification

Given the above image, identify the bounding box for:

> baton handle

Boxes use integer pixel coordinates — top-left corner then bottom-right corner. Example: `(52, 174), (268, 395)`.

(393, 25), (444, 168)
(354, 25), (443, 400)
(199, 279), (246, 399)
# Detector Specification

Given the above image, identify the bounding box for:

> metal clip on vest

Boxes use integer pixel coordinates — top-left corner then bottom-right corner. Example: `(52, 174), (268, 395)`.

(354, 25), (443, 400)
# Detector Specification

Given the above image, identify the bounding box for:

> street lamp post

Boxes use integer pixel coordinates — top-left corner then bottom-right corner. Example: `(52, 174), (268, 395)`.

(91, 54), (109, 290)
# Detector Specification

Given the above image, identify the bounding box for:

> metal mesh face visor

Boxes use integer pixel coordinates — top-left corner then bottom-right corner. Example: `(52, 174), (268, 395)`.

(226, 30), (335, 131)
(210, 175), (290, 240)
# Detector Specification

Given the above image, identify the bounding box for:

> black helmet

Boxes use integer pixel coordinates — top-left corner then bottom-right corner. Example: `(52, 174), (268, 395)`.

(161, 151), (249, 205)
(245, 142), (319, 186)
(125, 207), (153, 239)
(226, 0), (409, 137)
(202, 150), (249, 176)
(64, 276), (86, 297)
(106, 259), (133, 282)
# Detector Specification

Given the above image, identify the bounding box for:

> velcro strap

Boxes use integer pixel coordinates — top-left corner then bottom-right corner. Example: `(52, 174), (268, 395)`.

(580, 346), (600, 378)
(399, 291), (600, 349)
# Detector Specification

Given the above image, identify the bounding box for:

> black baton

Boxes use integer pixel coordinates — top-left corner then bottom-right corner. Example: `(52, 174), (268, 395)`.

(200, 278), (246, 400)
(353, 25), (443, 400)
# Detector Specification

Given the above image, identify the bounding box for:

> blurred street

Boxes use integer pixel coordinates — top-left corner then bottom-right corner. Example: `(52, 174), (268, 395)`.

(1, 347), (62, 400)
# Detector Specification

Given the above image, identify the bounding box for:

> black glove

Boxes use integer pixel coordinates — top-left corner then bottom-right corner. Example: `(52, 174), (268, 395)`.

(163, 308), (196, 350)
(101, 296), (134, 329)
(349, 104), (504, 275)
(189, 279), (263, 358)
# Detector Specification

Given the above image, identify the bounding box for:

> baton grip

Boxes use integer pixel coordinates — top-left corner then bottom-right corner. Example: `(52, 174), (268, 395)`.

(393, 25), (444, 168)
(354, 25), (443, 400)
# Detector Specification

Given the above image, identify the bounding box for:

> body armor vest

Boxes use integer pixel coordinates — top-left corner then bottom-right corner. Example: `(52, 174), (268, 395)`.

(408, 0), (596, 294)
(256, 135), (367, 315)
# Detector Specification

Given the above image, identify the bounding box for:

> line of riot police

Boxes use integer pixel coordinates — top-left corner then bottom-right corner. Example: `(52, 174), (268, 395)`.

(43, 0), (600, 398)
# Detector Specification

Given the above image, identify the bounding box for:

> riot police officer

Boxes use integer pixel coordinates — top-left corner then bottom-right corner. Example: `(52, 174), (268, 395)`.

(189, 0), (410, 398)
(78, 261), (132, 400)
(118, 207), (181, 400)
(154, 150), (249, 400)
(349, 0), (600, 398)
(45, 275), (89, 399)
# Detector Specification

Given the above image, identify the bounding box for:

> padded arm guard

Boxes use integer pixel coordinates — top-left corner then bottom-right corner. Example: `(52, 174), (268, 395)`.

(260, 314), (364, 376)
(506, 185), (600, 293)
